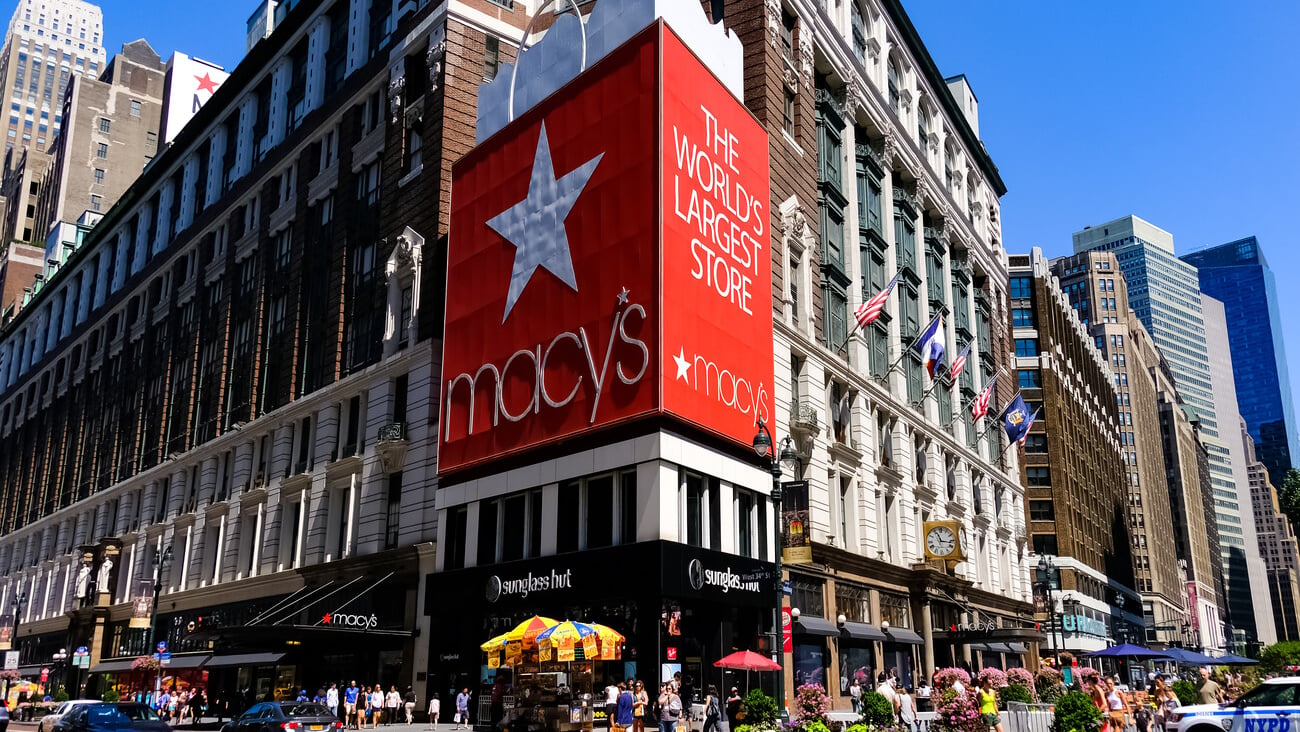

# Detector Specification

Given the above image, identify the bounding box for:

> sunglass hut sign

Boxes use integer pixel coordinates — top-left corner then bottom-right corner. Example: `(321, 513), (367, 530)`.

(439, 24), (773, 475)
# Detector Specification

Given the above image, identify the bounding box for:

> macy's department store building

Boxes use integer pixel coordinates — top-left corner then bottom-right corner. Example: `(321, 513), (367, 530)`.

(423, 0), (788, 716)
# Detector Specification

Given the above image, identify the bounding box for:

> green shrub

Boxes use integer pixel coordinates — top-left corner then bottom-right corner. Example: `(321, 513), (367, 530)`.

(743, 690), (780, 730)
(1051, 691), (1101, 732)
(846, 725), (870, 732)
(859, 690), (896, 728)
(999, 684), (1034, 707)
(804, 722), (831, 732)
(1171, 681), (1196, 707)
(102, 688), (121, 703)
(52, 686), (70, 702)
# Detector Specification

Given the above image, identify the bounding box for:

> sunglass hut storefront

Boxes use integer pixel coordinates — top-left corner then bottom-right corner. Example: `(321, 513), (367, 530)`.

(425, 542), (780, 712)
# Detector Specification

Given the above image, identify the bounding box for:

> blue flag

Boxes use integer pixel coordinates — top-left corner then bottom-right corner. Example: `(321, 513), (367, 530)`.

(1002, 393), (1033, 445)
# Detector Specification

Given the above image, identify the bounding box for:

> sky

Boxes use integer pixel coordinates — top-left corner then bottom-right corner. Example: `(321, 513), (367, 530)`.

(99, 0), (1300, 402)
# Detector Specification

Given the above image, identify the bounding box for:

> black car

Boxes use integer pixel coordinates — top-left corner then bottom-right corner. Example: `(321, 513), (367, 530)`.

(52, 703), (169, 732)
(222, 703), (342, 732)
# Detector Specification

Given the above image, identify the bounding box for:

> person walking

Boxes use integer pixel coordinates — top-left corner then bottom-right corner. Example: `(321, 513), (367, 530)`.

(978, 677), (1002, 732)
(849, 678), (863, 715)
(428, 694), (441, 730)
(724, 688), (741, 732)
(346, 682), (361, 729)
(386, 686), (402, 726)
(617, 683), (635, 732)
(876, 673), (900, 718)
(1104, 679), (1129, 732)
(898, 686), (916, 732)
(657, 684), (681, 732)
(1195, 668), (1222, 705)
(633, 681), (650, 732)
(372, 687), (386, 729)
(327, 684), (340, 721)
(405, 687), (417, 725)
(701, 686), (722, 732)
(454, 688), (471, 730)
(606, 680), (622, 730)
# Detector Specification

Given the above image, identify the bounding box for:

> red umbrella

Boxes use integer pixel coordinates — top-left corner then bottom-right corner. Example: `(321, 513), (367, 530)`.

(714, 650), (781, 671)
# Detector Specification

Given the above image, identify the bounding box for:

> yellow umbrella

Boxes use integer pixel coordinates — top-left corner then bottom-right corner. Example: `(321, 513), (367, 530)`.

(480, 632), (511, 652)
(589, 623), (625, 642)
(503, 615), (559, 647)
(537, 620), (597, 647)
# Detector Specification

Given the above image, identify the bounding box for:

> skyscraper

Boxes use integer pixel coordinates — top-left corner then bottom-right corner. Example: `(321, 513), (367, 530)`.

(1182, 237), (1298, 487)
(1202, 294), (1275, 648)
(1073, 215), (1257, 651)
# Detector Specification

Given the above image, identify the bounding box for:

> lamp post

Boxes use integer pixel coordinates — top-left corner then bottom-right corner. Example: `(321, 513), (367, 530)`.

(146, 546), (173, 701)
(4, 590), (27, 702)
(52, 648), (68, 698)
(1036, 555), (1061, 669)
(753, 418), (799, 719)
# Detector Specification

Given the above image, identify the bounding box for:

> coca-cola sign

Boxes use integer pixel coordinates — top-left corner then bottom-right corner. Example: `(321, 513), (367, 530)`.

(439, 24), (772, 474)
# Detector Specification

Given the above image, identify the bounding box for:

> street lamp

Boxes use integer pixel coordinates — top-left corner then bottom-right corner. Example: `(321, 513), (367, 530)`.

(1036, 555), (1061, 669)
(4, 590), (27, 701)
(753, 418), (799, 718)
(52, 648), (68, 697)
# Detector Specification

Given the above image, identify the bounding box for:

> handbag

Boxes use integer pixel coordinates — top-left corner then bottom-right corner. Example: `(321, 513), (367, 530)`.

(454, 713), (461, 724)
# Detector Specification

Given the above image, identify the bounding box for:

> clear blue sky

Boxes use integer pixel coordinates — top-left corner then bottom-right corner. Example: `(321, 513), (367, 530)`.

(102, 0), (1300, 406)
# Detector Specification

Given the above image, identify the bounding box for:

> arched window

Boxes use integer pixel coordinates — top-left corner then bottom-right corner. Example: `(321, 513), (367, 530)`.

(887, 60), (900, 113)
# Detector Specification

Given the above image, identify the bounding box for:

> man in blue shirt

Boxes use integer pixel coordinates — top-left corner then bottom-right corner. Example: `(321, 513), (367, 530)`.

(345, 681), (361, 729)
(454, 689), (471, 730)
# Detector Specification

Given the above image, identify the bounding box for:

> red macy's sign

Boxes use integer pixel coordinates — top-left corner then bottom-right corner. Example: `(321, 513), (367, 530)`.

(439, 23), (772, 475)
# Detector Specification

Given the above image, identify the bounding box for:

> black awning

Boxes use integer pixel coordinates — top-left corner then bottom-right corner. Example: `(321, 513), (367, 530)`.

(793, 616), (840, 637)
(1007, 643), (1029, 654)
(883, 627), (924, 645)
(90, 659), (136, 673)
(163, 654), (210, 669)
(968, 642), (991, 652)
(204, 652), (285, 668)
(986, 643), (1013, 653)
(841, 622), (886, 641)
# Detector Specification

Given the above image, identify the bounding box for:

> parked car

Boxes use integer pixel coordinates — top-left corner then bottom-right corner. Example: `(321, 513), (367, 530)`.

(40, 700), (103, 732)
(51, 703), (170, 732)
(220, 703), (343, 732)
(1166, 676), (1300, 732)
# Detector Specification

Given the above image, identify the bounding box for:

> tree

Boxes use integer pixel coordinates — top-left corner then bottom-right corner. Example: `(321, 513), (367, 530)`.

(1279, 469), (1300, 530)
(1259, 641), (1300, 676)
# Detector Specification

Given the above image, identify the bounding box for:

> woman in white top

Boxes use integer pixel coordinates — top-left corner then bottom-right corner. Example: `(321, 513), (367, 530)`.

(371, 688), (385, 728)
(386, 687), (402, 726)
(428, 694), (441, 730)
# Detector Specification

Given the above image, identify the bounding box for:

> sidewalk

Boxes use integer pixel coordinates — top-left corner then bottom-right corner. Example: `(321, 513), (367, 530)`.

(8, 722), (459, 732)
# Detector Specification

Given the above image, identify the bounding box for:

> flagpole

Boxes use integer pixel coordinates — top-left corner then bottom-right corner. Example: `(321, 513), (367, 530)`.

(835, 320), (864, 355)
(948, 369), (1006, 429)
(917, 371), (950, 405)
(975, 392), (1022, 443)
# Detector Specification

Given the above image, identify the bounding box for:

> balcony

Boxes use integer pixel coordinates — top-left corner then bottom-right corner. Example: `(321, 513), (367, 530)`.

(376, 421), (409, 474)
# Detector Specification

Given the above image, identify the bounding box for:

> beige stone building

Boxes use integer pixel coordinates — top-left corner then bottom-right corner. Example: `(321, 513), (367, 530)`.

(1050, 250), (1185, 647)
(1245, 424), (1300, 641)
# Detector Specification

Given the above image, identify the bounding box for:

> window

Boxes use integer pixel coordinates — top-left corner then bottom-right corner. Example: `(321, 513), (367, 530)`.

(90, 194), (102, 211)
(130, 99), (141, 117)
(98, 117), (109, 132)
(484, 36), (499, 81)
(1018, 369), (1041, 389)
(1012, 308), (1033, 327)
(887, 61), (900, 113)
(93, 167), (104, 184)
(1023, 433), (1048, 453)
(1032, 534), (1058, 556)
(1014, 338), (1039, 357)
(1026, 467), (1051, 486)
(1009, 276), (1032, 299)
(96, 142), (106, 158)
(1029, 501), (1055, 521)
(783, 88), (795, 137)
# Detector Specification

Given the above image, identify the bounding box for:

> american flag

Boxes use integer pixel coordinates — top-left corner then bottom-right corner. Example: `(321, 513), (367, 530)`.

(854, 273), (901, 329)
(950, 343), (972, 383)
(971, 372), (1000, 421)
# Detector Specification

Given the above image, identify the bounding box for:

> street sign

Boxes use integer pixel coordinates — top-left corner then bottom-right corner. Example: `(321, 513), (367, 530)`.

(75, 646), (88, 655)
(3, 650), (17, 670)
(156, 641), (168, 653)
(782, 580), (792, 595)
(160, 652), (171, 665)
(40, 667), (49, 682)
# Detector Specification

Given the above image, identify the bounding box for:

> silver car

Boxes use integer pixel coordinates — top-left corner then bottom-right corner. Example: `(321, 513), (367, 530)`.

(39, 700), (101, 732)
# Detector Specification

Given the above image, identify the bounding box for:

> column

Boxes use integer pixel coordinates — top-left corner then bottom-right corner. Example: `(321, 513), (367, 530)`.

(154, 181), (175, 255)
(304, 16), (331, 114)
(267, 57), (293, 149)
(197, 456), (219, 506)
(346, 0), (371, 75)
(921, 598), (934, 680)
(234, 94), (258, 182)
(205, 126), (227, 208)
(250, 502), (266, 576)
(177, 154), (199, 233)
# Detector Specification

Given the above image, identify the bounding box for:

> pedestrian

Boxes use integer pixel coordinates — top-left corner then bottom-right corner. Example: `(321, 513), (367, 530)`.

(328, 684), (340, 721)
(346, 681), (361, 730)
(977, 677), (1002, 732)
(657, 683), (681, 732)
(299, 689), (311, 704)
(455, 688), (471, 730)
(701, 685), (721, 732)
(633, 681), (650, 732)
(876, 673), (900, 718)
(850, 678), (862, 714)
(365, 686), (375, 729)
(372, 686), (386, 729)
(386, 686), (402, 726)
(724, 687), (742, 731)
(606, 679), (621, 730)
(405, 686), (417, 725)
(1104, 678), (1129, 732)
(617, 683), (635, 732)
(428, 693), (441, 729)
(898, 686), (916, 732)
(1194, 668), (1222, 705)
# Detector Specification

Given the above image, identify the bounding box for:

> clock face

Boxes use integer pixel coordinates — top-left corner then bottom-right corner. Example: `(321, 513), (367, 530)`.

(926, 526), (957, 557)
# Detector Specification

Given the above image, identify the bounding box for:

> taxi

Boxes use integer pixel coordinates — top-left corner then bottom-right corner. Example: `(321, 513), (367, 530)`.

(1167, 677), (1300, 732)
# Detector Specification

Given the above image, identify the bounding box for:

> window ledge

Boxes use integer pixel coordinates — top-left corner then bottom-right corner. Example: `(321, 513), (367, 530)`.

(397, 162), (423, 188)
(782, 129), (804, 156)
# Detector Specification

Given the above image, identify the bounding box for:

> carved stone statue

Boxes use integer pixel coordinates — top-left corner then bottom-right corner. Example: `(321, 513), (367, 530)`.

(75, 563), (91, 599)
(97, 557), (114, 595)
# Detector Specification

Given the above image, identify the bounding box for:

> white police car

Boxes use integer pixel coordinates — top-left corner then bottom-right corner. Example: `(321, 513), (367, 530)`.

(1167, 677), (1300, 732)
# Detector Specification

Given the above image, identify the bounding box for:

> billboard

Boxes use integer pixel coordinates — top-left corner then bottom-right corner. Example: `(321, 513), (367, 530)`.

(440, 23), (772, 475)
(161, 52), (229, 145)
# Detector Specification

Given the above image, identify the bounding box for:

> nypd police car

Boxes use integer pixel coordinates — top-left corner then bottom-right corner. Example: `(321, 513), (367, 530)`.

(1167, 677), (1300, 732)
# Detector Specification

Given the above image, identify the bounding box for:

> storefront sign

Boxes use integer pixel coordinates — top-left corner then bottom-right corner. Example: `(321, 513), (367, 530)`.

(782, 607), (793, 653)
(130, 579), (154, 629)
(439, 23), (772, 475)
(485, 568), (574, 603)
(687, 559), (764, 595)
(782, 481), (812, 564)
(322, 612), (380, 630)
(3, 650), (17, 670)
(0, 613), (12, 651)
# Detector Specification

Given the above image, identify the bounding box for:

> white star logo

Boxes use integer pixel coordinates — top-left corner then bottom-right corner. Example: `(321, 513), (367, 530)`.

(617, 287), (630, 306)
(486, 122), (603, 323)
(673, 348), (692, 382)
